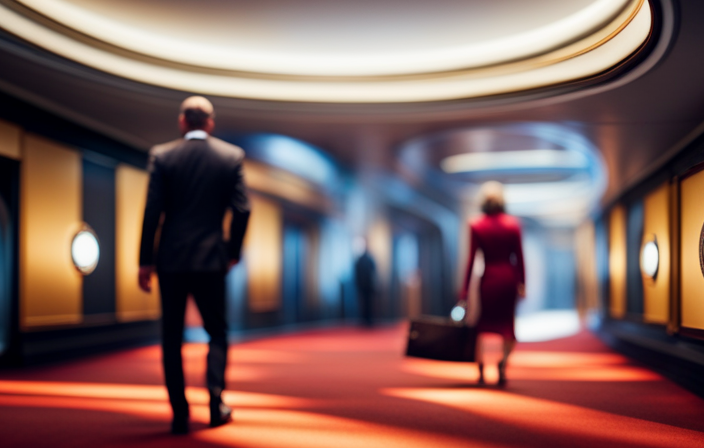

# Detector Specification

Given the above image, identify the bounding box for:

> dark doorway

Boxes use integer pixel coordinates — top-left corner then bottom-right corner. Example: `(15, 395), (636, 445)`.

(389, 207), (450, 318)
(282, 224), (307, 324)
(82, 157), (116, 322)
(0, 156), (19, 360)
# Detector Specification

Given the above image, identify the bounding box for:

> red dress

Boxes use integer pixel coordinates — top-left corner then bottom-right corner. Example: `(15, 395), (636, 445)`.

(462, 212), (525, 340)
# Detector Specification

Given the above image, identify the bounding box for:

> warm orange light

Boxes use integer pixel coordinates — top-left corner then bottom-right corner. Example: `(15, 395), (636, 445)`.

(0, 380), (167, 400)
(0, 394), (170, 420)
(609, 205), (628, 319)
(245, 195), (283, 313)
(0, 380), (313, 409)
(642, 183), (671, 324)
(115, 164), (160, 322)
(20, 135), (83, 328)
(0, 382), (484, 448)
(680, 171), (704, 330)
(383, 388), (704, 447)
(193, 409), (489, 448)
(402, 350), (660, 382)
(0, 328), (700, 448)
(509, 351), (629, 367)
(228, 348), (308, 363)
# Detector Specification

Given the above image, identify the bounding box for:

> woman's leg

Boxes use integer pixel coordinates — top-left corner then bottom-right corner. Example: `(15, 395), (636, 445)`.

(498, 338), (516, 385)
(476, 334), (484, 384)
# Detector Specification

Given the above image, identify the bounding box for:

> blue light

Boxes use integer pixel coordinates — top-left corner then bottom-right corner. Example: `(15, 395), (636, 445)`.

(241, 134), (338, 186)
(451, 305), (466, 322)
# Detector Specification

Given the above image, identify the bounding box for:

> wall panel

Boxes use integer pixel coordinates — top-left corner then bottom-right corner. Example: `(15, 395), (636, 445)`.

(575, 221), (599, 315)
(680, 171), (704, 330)
(0, 120), (21, 160)
(115, 164), (160, 321)
(20, 135), (82, 328)
(82, 158), (116, 319)
(626, 202), (644, 315)
(608, 205), (627, 319)
(245, 194), (282, 312)
(641, 183), (670, 324)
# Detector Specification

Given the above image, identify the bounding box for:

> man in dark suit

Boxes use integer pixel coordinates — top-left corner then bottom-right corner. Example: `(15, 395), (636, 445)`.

(138, 96), (250, 434)
(354, 240), (377, 327)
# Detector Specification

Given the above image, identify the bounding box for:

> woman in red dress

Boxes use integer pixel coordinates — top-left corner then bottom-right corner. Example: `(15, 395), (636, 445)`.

(461, 182), (525, 386)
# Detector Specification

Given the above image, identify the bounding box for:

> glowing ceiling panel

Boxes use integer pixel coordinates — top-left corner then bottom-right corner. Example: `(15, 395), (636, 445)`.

(0, 0), (652, 102)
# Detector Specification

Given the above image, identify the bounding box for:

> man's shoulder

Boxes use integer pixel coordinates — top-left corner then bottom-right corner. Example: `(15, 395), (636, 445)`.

(149, 138), (183, 158)
(207, 137), (245, 163)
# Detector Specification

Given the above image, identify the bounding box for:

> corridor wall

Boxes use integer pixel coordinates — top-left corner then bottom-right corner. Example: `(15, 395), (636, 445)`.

(585, 130), (704, 396)
(0, 111), (361, 362)
(115, 164), (159, 322)
(608, 206), (627, 319)
(679, 168), (704, 334)
(19, 135), (83, 328)
(641, 182), (670, 324)
(0, 92), (458, 364)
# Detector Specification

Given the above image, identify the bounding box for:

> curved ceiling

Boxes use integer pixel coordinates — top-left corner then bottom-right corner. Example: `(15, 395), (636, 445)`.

(399, 125), (606, 225)
(0, 0), (651, 102)
(0, 0), (700, 218)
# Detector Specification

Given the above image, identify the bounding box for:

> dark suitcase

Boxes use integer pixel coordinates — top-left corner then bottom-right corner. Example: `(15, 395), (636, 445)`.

(405, 316), (477, 362)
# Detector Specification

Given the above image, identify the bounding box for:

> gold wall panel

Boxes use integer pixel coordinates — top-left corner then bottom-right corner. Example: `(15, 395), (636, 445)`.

(20, 135), (82, 328)
(0, 119), (21, 160)
(641, 183), (670, 324)
(245, 194), (282, 312)
(680, 170), (704, 330)
(575, 221), (599, 316)
(115, 164), (160, 321)
(608, 205), (627, 319)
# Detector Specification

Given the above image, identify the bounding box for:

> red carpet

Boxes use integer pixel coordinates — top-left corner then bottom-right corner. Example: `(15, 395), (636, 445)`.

(1, 324), (703, 447)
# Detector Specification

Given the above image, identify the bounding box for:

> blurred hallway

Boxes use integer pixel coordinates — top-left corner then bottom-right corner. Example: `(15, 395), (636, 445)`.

(1, 324), (703, 448)
(2, 1), (704, 444)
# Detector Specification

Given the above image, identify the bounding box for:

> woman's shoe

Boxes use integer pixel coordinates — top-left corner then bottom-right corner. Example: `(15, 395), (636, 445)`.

(497, 360), (507, 387)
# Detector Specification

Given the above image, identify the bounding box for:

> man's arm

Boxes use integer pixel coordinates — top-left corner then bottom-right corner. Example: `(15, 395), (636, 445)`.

(227, 161), (250, 266)
(138, 150), (165, 292)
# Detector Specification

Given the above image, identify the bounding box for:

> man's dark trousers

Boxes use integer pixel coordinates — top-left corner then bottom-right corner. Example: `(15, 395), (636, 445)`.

(159, 272), (227, 419)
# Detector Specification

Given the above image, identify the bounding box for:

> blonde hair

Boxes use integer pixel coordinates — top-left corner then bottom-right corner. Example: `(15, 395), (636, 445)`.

(478, 181), (505, 215)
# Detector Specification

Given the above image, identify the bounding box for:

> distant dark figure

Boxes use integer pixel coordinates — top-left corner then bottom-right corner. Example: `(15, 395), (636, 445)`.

(138, 96), (250, 434)
(354, 243), (377, 327)
(460, 181), (525, 386)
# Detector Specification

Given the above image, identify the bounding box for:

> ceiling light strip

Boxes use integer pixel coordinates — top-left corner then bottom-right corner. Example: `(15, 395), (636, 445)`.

(14, 0), (634, 77)
(0, 1), (652, 102)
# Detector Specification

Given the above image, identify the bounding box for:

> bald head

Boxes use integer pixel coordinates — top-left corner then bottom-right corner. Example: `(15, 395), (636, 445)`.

(179, 96), (215, 134)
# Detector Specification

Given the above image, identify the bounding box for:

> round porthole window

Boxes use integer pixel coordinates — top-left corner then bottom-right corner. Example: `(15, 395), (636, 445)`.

(71, 226), (100, 275)
(640, 236), (659, 280)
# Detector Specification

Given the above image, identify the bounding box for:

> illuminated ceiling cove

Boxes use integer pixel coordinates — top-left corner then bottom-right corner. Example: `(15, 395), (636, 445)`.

(399, 124), (607, 225)
(0, 0), (651, 102)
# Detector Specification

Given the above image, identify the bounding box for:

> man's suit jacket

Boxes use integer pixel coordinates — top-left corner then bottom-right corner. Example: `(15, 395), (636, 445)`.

(139, 136), (250, 273)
